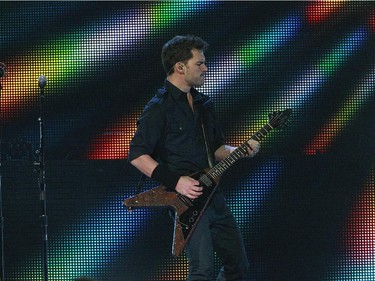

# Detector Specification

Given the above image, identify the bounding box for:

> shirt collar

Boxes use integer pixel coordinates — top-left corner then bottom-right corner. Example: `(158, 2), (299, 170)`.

(164, 79), (204, 104)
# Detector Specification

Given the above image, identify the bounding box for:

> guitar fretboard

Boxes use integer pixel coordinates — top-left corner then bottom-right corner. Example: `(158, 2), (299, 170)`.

(206, 123), (273, 181)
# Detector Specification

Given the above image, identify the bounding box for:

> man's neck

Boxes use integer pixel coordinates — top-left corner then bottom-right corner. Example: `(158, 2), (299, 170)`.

(187, 92), (194, 112)
(167, 75), (191, 93)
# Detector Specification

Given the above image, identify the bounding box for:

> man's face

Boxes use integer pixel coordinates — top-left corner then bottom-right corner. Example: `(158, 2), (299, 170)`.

(183, 49), (207, 88)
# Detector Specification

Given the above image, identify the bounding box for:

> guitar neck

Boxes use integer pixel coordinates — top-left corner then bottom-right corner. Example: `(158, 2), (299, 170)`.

(206, 122), (273, 181)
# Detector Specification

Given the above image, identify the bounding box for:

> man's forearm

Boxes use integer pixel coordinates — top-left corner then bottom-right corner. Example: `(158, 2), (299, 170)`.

(130, 154), (159, 178)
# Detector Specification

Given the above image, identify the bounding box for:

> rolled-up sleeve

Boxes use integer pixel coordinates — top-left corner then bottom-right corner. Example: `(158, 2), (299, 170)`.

(128, 103), (164, 162)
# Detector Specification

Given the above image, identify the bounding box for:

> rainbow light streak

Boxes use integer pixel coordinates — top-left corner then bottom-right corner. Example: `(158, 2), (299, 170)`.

(272, 27), (368, 110)
(16, 197), (149, 280)
(200, 56), (241, 94)
(2, 8), (150, 119)
(305, 66), (375, 155)
(319, 28), (368, 76)
(324, 169), (375, 280)
(238, 15), (302, 67)
(2, 1), (217, 121)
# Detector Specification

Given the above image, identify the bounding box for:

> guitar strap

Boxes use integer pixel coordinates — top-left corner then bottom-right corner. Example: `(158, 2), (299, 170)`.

(198, 108), (215, 169)
(135, 173), (146, 195)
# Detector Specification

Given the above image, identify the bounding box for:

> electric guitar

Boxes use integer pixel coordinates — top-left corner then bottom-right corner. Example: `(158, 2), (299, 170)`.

(124, 109), (292, 257)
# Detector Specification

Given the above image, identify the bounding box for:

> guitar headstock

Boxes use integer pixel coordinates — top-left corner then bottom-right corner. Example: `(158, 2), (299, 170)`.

(268, 109), (292, 129)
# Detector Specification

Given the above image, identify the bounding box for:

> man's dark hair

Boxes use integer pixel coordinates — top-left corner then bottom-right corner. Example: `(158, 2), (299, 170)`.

(161, 35), (209, 75)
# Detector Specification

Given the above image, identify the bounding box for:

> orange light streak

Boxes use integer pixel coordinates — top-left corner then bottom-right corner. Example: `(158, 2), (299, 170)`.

(85, 111), (140, 159)
(306, 1), (343, 24)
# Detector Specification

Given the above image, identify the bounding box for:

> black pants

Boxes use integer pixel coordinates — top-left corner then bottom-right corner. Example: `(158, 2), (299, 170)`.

(185, 190), (249, 281)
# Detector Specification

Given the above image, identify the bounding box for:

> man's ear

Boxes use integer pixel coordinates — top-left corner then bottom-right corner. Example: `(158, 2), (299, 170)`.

(177, 62), (185, 73)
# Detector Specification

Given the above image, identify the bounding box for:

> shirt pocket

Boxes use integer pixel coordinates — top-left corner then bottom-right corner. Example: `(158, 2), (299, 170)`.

(166, 115), (197, 149)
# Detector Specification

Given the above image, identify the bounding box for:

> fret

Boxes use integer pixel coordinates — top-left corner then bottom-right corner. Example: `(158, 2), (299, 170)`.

(261, 127), (270, 134)
(253, 135), (261, 141)
(258, 130), (265, 136)
(223, 159), (230, 166)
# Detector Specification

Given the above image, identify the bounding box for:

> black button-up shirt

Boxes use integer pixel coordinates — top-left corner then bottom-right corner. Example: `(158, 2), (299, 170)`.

(128, 80), (224, 175)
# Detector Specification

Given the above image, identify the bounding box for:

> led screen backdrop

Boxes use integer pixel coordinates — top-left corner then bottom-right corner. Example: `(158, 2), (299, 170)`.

(0, 1), (374, 281)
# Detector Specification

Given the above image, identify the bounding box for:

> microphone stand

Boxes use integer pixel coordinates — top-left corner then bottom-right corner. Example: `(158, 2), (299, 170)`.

(0, 77), (4, 281)
(35, 76), (48, 281)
